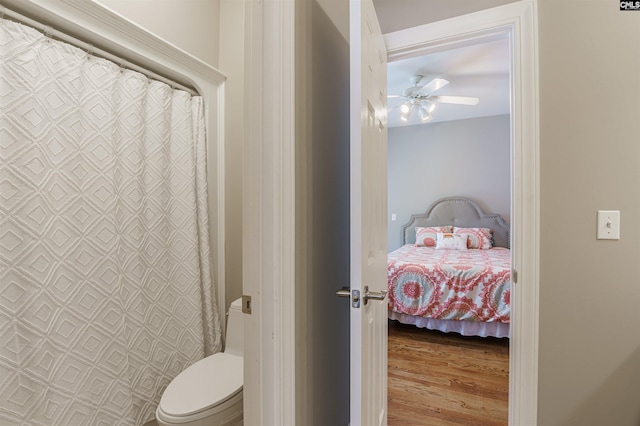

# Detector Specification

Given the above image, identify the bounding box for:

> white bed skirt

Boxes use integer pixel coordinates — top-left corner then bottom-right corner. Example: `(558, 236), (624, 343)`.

(389, 311), (510, 338)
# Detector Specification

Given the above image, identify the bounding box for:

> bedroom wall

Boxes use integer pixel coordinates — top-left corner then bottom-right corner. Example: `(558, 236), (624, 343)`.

(96, 0), (220, 68)
(537, 1), (640, 425)
(387, 115), (510, 251)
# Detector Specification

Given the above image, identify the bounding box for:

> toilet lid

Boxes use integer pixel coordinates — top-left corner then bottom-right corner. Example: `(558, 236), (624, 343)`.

(159, 353), (243, 417)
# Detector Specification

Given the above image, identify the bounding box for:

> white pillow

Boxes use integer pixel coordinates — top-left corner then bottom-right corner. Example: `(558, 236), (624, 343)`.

(415, 226), (454, 247)
(435, 232), (468, 250)
(453, 227), (493, 249)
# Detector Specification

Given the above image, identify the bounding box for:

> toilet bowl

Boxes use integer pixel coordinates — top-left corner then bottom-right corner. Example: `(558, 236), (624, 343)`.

(156, 298), (244, 426)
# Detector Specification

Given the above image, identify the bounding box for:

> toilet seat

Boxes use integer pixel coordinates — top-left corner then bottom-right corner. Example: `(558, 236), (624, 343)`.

(157, 352), (243, 423)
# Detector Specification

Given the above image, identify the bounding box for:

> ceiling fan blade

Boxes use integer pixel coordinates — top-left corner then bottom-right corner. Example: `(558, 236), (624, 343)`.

(430, 95), (479, 106)
(418, 78), (449, 95)
(387, 94), (403, 98)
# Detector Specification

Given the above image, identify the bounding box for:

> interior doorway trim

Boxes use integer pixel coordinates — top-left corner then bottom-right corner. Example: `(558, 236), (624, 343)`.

(384, 2), (540, 424)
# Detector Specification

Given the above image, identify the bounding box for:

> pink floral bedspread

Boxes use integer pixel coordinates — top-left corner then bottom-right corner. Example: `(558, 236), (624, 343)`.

(387, 245), (511, 323)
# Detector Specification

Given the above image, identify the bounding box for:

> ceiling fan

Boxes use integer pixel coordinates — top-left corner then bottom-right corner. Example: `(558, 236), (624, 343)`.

(388, 75), (479, 122)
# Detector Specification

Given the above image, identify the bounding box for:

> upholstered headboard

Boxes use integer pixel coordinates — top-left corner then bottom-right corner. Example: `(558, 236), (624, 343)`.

(401, 197), (510, 249)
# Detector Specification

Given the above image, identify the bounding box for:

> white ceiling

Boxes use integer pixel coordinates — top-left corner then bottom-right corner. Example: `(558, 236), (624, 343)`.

(386, 37), (510, 127)
(374, 0), (514, 127)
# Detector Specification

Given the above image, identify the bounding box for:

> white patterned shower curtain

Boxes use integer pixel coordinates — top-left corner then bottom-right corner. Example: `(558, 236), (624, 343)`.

(0, 18), (222, 425)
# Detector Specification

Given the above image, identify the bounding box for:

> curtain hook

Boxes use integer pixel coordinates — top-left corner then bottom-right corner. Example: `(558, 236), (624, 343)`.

(86, 44), (95, 60)
(43, 25), (52, 42)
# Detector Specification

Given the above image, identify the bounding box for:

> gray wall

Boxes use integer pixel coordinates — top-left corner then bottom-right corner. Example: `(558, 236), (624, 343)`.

(387, 115), (510, 251)
(295, 0), (351, 424)
(538, 1), (640, 424)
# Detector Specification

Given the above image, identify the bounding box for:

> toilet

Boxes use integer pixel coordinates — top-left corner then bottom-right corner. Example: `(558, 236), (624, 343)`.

(156, 298), (244, 426)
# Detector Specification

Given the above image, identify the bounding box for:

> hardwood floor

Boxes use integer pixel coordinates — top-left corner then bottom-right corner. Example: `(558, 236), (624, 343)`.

(388, 321), (509, 426)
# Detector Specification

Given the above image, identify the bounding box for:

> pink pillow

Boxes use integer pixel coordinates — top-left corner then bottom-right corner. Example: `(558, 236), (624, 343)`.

(453, 227), (493, 249)
(415, 226), (453, 247)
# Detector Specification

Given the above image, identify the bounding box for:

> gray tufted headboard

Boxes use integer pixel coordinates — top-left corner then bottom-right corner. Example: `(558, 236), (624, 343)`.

(401, 197), (510, 249)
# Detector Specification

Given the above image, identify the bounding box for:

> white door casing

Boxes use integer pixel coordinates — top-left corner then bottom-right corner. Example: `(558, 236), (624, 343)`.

(350, 0), (388, 424)
(242, 0), (297, 424)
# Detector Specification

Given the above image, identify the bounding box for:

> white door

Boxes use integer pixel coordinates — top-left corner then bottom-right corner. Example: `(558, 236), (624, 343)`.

(349, 0), (388, 424)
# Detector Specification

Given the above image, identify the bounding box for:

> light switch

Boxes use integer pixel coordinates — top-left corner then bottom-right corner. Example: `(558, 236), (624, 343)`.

(391, 213), (397, 221)
(597, 210), (620, 240)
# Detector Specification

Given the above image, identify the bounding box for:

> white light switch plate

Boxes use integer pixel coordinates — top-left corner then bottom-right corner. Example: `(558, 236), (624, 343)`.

(597, 210), (620, 240)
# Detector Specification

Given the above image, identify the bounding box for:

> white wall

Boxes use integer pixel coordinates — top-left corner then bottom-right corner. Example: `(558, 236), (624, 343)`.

(97, 0), (220, 68)
(387, 115), (510, 251)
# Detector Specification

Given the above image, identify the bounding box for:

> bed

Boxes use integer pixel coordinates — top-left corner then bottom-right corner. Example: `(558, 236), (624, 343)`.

(387, 197), (511, 338)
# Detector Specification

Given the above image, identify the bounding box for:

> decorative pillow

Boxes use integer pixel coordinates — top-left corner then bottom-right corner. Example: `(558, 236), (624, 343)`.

(435, 232), (468, 250)
(415, 226), (453, 247)
(453, 227), (493, 249)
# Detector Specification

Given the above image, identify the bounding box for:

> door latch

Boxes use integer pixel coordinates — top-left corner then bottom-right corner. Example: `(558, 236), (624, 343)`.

(336, 287), (360, 308)
(241, 295), (252, 314)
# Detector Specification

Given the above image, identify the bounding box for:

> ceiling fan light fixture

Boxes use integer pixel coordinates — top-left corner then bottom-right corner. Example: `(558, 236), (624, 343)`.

(425, 101), (436, 113)
(390, 75), (479, 125)
(419, 106), (431, 122)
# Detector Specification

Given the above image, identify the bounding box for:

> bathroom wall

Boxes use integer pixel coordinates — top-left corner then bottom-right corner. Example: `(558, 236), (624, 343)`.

(97, 0), (220, 68)
(218, 0), (245, 310)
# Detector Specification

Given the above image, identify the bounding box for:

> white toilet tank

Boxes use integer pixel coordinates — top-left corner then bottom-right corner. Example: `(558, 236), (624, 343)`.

(224, 298), (244, 357)
(155, 298), (245, 426)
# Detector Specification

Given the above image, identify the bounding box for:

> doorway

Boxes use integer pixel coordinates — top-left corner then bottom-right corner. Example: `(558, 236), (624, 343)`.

(381, 2), (540, 423)
(385, 33), (512, 424)
(241, 0), (539, 424)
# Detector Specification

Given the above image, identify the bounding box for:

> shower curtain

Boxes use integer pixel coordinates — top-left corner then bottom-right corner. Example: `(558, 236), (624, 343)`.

(0, 18), (222, 425)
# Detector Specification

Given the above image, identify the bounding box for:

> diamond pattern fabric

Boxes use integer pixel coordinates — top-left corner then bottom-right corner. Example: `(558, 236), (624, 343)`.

(0, 18), (221, 425)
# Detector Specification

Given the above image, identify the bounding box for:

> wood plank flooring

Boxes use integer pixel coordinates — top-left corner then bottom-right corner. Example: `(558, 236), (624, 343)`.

(388, 321), (509, 426)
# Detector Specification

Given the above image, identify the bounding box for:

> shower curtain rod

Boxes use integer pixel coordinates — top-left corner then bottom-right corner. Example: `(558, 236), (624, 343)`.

(0, 5), (199, 96)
